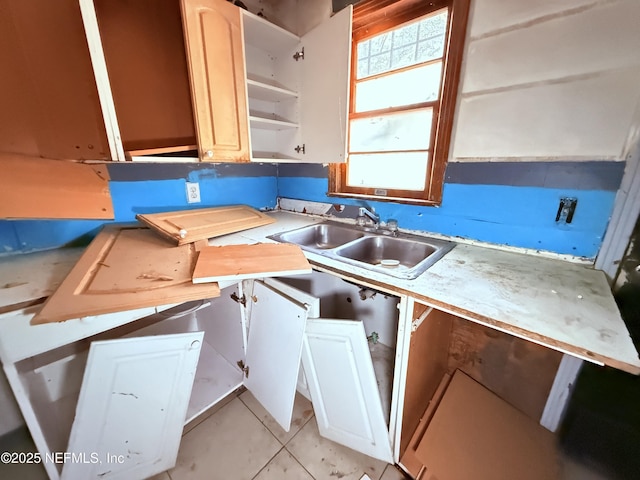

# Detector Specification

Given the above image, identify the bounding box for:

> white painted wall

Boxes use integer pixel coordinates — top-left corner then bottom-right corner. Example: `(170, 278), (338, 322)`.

(452, 0), (640, 161)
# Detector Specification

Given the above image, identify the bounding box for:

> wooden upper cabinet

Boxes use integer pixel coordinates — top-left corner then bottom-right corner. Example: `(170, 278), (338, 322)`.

(0, 0), (110, 161)
(8, 0), (351, 163)
(180, 0), (251, 162)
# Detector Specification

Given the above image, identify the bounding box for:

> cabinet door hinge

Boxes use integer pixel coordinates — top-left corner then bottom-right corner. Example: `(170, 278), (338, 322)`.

(293, 47), (304, 61)
(230, 292), (246, 306)
(237, 360), (250, 378)
(294, 144), (305, 154)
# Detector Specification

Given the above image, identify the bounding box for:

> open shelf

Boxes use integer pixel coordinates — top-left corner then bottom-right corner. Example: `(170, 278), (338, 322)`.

(247, 77), (298, 102)
(241, 10), (299, 54)
(250, 115), (298, 130)
(251, 151), (301, 162)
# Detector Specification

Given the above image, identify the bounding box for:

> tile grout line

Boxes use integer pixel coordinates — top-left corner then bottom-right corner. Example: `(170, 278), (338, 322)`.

(237, 393), (285, 447)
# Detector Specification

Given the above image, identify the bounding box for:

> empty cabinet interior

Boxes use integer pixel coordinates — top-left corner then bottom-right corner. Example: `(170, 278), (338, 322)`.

(276, 271), (399, 429)
(93, 0), (197, 156)
(12, 288), (246, 478)
(400, 302), (564, 475)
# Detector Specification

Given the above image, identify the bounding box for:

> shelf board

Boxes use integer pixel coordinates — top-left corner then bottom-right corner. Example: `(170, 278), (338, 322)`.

(247, 77), (298, 102)
(249, 115), (298, 130)
(241, 10), (299, 54)
(251, 151), (302, 163)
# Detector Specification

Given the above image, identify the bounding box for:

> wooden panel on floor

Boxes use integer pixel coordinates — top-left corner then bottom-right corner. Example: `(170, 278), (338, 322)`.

(0, 0), (109, 160)
(136, 205), (276, 245)
(415, 370), (560, 480)
(400, 373), (452, 479)
(94, 0), (196, 153)
(192, 243), (311, 283)
(31, 226), (220, 325)
(447, 316), (562, 421)
(0, 153), (113, 219)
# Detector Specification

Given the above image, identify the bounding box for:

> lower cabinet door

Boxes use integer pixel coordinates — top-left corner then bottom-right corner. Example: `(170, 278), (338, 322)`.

(243, 280), (309, 432)
(302, 318), (394, 463)
(61, 332), (204, 480)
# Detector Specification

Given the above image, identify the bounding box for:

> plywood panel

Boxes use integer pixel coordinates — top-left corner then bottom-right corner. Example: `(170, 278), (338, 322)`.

(469, 0), (599, 38)
(453, 67), (640, 160)
(0, 153), (113, 220)
(464, 0), (640, 94)
(400, 373), (451, 479)
(447, 316), (562, 420)
(0, 0), (109, 160)
(400, 305), (453, 456)
(136, 205), (275, 245)
(192, 243), (311, 283)
(181, 0), (251, 162)
(31, 226), (220, 325)
(94, 0), (196, 153)
(415, 371), (560, 480)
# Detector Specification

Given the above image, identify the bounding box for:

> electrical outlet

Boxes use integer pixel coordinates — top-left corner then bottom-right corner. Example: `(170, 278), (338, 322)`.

(186, 182), (201, 203)
(556, 197), (577, 224)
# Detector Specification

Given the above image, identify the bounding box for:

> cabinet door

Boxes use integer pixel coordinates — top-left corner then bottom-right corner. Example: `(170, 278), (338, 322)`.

(180, 0), (250, 162)
(300, 5), (352, 163)
(302, 318), (394, 463)
(244, 280), (308, 431)
(61, 332), (203, 480)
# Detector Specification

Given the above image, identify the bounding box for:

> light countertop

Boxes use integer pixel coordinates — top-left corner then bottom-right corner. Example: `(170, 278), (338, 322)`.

(0, 211), (638, 373)
(208, 211), (640, 374)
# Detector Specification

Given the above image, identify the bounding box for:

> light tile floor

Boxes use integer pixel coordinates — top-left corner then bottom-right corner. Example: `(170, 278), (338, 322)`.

(0, 390), (616, 480)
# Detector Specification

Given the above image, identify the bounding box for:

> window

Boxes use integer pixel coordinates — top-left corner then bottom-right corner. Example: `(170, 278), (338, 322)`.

(329, 0), (470, 205)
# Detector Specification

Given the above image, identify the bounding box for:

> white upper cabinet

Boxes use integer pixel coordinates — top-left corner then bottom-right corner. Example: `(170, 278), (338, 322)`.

(242, 5), (352, 163)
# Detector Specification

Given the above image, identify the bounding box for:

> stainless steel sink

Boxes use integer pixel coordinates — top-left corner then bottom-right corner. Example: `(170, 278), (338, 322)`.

(269, 221), (455, 279)
(276, 223), (364, 249)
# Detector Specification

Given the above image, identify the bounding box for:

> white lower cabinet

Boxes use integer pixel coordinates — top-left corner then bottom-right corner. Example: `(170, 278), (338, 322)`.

(6, 271), (403, 480)
(268, 271), (402, 463)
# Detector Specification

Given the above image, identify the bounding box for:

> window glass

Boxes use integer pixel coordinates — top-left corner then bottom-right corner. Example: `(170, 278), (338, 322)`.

(349, 108), (433, 152)
(356, 11), (448, 79)
(347, 152), (428, 191)
(354, 63), (442, 112)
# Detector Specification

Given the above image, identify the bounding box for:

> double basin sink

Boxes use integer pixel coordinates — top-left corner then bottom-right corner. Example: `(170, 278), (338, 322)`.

(268, 221), (455, 280)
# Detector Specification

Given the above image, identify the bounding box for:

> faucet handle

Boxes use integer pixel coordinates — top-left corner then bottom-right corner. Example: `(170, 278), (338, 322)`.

(386, 219), (398, 232)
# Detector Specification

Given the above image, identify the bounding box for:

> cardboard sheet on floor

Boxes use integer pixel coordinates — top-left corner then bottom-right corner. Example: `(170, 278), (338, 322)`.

(31, 226), (220, 324)
(415, 370), (560, 480)
(192, 243), (311, 283)
(136, 205), (275, 245)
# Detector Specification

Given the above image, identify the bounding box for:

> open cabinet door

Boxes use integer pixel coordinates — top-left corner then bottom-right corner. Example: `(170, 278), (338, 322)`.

(180, 0), (251, 162)
(244, 280), (308, 431)
(302, 318), (394, 463)
(61, 332), (203, 480)
(300, 5), (352, 163)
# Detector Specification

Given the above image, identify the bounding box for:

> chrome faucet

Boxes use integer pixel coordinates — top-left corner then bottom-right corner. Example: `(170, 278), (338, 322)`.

(357, 206), (380, 228)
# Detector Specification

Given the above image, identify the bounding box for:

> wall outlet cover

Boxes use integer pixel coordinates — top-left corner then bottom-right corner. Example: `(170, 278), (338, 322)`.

(186, 182), (201, 203)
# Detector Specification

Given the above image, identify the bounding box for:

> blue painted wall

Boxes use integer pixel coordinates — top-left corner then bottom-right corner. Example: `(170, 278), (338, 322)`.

(277, 161), (625, 259)
(0, 160), (625, 260)
(0, 163), (278, 255)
